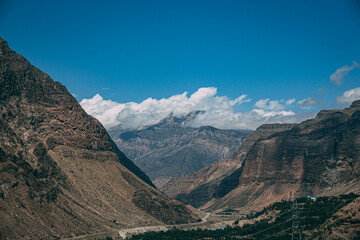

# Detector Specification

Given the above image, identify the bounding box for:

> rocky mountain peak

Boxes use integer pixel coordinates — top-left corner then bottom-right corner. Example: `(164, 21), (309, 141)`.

(157, 110), (205, 126)
(0, 37), (8, 49)
(256, 123), (297, 131)
(109, 111), (248, 187)
(185, 110), (205, 120)
(315, 100), (360, 120)
(0, 37), (18, 57)
(350, 99), (360, 109)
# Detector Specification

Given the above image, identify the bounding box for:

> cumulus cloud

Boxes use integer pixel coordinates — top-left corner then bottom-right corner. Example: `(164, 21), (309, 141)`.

(254, 98), (295, 110)
(80, 87), (311, 130)
(186, 109), (298, 130)
(330, 61), (360, 85)
(297, 97), (319, 109)
(254, 98), (284, 111)
(336, 87), (360, 105)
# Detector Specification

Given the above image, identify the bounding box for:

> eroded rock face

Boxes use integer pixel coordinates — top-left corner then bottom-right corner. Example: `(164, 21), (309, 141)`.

(161, 124), (294, 207)
(0, 37), (199, 239)
(109, 112), (250, 187)
(205, 103), (360, 211)
(164, 105), (360, 212)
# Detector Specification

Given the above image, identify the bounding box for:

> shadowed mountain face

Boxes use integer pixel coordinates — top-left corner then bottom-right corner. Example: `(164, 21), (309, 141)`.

(0, 37), (199, 239)
(161, 123), (295, 207)
(109, 112), (250, 187)
(203, 102), (360, 211)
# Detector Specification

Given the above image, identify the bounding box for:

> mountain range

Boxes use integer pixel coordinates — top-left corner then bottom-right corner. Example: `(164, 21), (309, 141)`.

(109, 112), (250, 187)
(163, 102), (360, 211)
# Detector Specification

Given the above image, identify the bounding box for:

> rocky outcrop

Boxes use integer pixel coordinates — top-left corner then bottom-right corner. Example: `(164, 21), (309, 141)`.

(203, 102), (360, 211)
(0, 37), (199, 239)
(161, 123), (294, 207)
(109, 112), (250, 187)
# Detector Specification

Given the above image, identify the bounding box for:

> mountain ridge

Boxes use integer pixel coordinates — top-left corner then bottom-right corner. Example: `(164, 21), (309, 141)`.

(0, 37), (199, 239)
(203, 100), (360, 211)
(161, 123), (295, 207)
(163, 102), (360, 212)
(109, 111), (250, 187)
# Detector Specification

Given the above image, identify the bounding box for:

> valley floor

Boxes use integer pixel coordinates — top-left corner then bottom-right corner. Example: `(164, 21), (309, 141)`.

(61, 193), (360, 240)
(63, 211), (211, 240)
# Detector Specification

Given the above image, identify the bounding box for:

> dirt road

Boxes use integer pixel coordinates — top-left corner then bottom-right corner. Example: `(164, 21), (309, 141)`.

(64, 212), (211, 239)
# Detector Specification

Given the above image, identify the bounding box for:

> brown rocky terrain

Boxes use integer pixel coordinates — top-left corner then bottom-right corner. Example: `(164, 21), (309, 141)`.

(0, 37), (199, 239)
(314, 196), (360, 239)
(161, 123), (295, 207)
(203, 101), (360, 211)
(163, 102), (360, 213)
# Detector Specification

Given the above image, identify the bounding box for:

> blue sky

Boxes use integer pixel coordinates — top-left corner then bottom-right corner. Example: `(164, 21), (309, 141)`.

(1, 0), (360, 129)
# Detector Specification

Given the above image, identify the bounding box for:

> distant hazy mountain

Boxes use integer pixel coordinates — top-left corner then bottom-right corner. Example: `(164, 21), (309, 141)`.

(109, 111), (251, 187)
(0, 37), (199, 239)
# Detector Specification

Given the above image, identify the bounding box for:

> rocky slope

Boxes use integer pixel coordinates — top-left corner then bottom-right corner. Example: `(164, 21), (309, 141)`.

(203, 101), (360, 211)
(0, 37), (199, 239)
(109, 112), (250, 187)
(315, 196), (360, 239)
(161, 123), (295, 207)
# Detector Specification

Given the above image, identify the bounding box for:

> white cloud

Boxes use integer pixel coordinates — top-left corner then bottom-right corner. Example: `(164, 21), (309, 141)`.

(80, 87), (312, 130)
(285, 98), (295, 105)
(186, 106), (296, 130)
(336, 87), (360, 105)
(229, 95), (251, 106)
(330, 61), (360, 85)
(254, 98), (285, 111)
(254, 98), (270, 109)
(252, 109), (295, 117)
(297, 97), (319, 109)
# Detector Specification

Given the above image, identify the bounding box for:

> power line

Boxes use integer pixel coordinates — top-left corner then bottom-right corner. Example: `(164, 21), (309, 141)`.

(291, 193), (303, 240)
(236, 207), (293, 234)
(235, 195), (305, 239)
(250, 218), (292, 236)
(261, 227), (292, 240)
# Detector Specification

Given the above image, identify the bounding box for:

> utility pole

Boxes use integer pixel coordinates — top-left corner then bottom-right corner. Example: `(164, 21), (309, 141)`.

(291, 193), (303, 240)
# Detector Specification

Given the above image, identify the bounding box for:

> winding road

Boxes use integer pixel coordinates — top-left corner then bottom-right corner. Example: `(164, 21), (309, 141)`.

(64, 212), (211, 240)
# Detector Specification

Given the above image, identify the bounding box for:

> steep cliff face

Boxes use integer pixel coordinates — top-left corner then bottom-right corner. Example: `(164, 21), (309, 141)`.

(161, 124), (295, 207)
(0, 37), (199, 239)
(109, 112), (250, 187)
(204, 102), (360, 211)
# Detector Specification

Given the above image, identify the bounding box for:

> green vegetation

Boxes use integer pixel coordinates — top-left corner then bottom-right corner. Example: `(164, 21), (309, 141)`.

(216, 209), (240, 215)
(130, 193), (358, 240)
